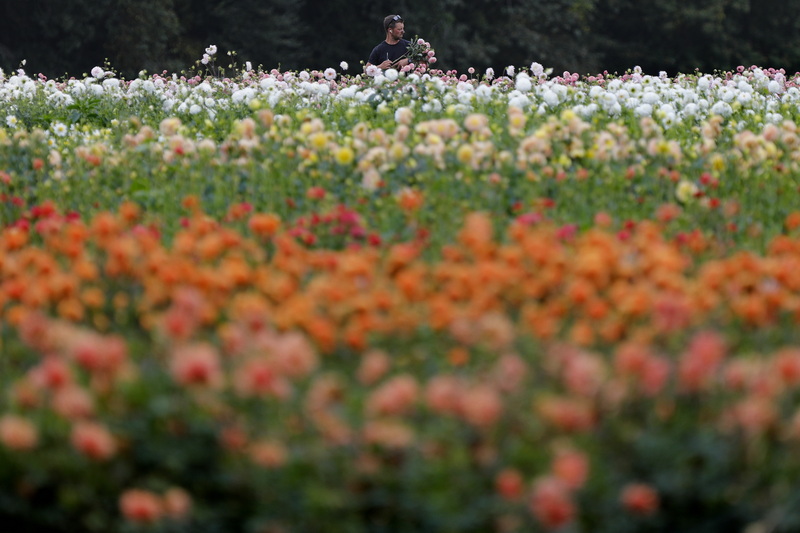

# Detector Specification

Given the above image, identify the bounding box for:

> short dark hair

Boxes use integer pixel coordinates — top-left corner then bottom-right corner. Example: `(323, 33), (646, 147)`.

(383, 14), (402, 32)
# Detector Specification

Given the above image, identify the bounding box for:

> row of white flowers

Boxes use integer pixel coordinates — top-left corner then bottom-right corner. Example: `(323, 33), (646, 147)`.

(0, 60), (798, 141)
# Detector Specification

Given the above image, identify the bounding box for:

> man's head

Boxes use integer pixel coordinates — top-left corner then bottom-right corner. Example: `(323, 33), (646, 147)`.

(383, 14), (404, 34)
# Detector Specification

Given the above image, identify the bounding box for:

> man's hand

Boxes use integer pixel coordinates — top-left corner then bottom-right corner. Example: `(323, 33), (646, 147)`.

(380, 58), (408, 70)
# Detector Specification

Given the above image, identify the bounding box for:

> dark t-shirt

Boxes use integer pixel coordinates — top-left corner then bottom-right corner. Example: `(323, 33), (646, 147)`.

(368, 39), (410, 66)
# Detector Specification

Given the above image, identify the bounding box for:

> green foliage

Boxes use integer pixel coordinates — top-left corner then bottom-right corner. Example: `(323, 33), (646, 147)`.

(0, 0), (112, 77)
(590, 0), (800, 75)
(4, 0), (800, 78)
(207, 0), (306, 71)
(104, 0), (184, 76)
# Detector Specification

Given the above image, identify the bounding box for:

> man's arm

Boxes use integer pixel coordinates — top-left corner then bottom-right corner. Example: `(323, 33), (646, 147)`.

(366, 60), (395, 70)
(389, 41), (412, 69)
(389, 57), (409, 69)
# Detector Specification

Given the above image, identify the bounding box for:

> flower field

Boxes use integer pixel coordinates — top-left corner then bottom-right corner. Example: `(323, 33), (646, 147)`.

(2, 60), (800, 532)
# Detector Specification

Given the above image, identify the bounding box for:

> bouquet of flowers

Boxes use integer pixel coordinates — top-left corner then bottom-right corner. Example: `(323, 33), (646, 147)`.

(391, 35), (436, 69)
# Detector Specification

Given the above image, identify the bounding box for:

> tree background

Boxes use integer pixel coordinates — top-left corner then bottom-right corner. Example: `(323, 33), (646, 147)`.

(2, 0), (800, 79)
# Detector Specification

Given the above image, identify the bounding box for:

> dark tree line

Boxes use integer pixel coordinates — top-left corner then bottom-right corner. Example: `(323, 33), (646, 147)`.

(2, 0), (800, 79)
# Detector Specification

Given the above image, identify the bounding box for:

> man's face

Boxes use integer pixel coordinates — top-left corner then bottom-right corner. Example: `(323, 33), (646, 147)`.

(388, 23), (405, 39)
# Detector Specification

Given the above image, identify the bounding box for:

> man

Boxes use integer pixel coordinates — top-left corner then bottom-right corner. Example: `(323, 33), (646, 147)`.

(366, 15), (410, 71)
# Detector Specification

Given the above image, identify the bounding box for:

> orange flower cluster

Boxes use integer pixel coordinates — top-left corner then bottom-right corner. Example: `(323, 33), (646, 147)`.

(4, 202), (800, 384)
(119, 487), (192, 524)
(3, 201), (800, 527)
